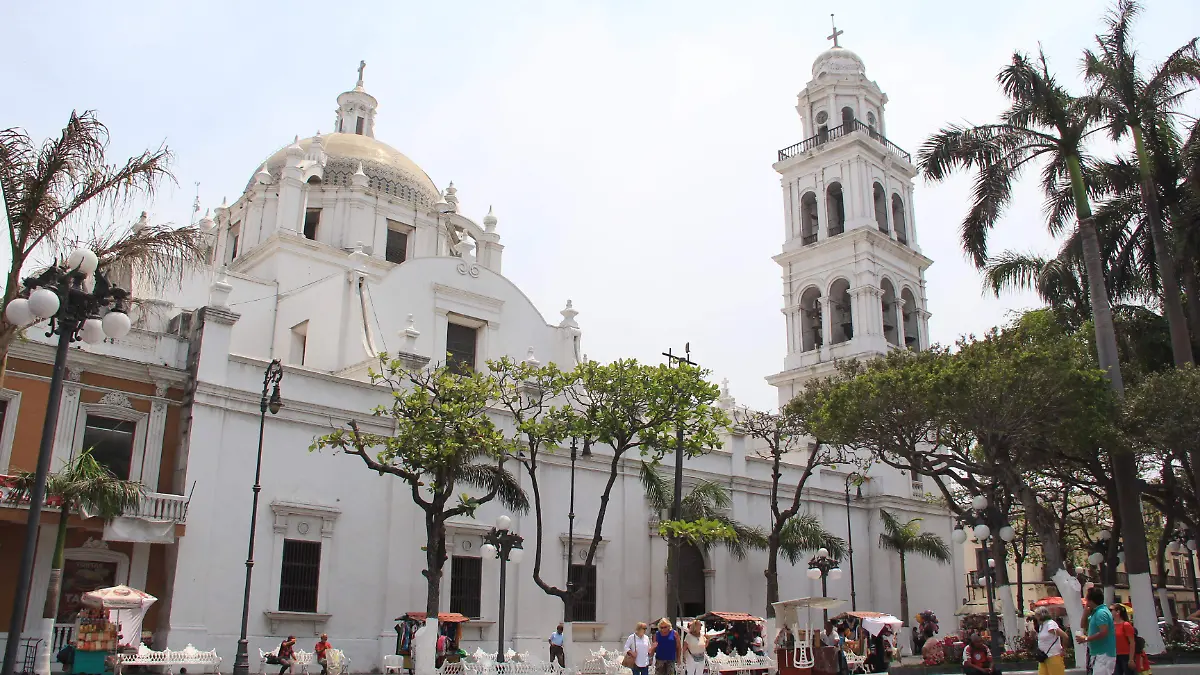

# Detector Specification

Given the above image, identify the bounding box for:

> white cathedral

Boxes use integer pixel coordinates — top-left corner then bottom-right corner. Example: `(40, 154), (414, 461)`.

(40, 43), (964, 670)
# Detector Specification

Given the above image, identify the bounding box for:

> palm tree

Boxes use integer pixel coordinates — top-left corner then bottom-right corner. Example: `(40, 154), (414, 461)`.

(5, 448), (144, 675)
(877, 509), (951, 628)
(0, 111), (207, 379)
(777, 513), (846, 566)
(639, 462), (767, 560)
(1084, 0), (1200, 367)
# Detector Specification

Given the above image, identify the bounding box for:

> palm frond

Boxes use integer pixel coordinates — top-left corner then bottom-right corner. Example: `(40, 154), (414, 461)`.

(455, 462), (529, 513)
(683, 480), (733, 516)
(779, 514), (846, 565)
(79, 221), (208, 291)
(878, 509), (952, 563)
(639, 461), (672, 513)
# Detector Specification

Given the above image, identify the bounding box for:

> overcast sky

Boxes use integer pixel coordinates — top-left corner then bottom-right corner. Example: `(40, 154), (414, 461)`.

(3, 0), (1197, 411)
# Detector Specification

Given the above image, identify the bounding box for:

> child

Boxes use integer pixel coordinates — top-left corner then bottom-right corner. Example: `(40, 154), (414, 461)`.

(1131, 632), (1151, 675)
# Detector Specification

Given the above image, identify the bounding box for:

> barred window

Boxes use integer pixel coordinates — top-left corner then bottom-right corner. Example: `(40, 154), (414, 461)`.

(446, 323), (479, 374)
(279, 539), (321, 613)
(569, 564), (597, 622)
(450, 556), (482, 619)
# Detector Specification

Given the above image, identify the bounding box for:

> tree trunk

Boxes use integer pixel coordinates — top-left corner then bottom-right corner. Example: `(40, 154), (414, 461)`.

(1133, 126), (1194, 367)
(424, 513), (446, 617)
(36, 506), (71, 675)
(765, 534), (781, 618)
(898, 552), (908, 629)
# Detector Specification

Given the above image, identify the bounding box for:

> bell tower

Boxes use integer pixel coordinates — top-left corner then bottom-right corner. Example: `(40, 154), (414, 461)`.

(767, 23), (933, 406)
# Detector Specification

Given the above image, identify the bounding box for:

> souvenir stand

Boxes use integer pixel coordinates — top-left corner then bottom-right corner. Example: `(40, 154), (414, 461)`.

(696, 611), (765, 656)
(394, 612), (469, 673)
(74, 586), (157, 675)
(772, 598), (844, 675)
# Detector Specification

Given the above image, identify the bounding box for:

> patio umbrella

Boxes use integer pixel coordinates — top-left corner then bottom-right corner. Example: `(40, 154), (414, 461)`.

(81, 585), (157, 648)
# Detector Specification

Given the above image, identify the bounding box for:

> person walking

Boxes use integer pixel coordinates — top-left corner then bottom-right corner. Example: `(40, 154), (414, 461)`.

(624, 623), (653, 675)
(549, 624), (566, 667)
(1076, 588), (1116, 675)
(276, 636), (297, 675)
(314, 634), (332, 675)
(681, 620), (708, 675)
(1032, 608), (1068, 675)
(1111, 605), (1136, 675)
(651, 619), (680, 675)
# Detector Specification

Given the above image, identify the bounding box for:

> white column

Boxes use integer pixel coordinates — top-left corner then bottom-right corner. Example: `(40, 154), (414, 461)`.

(128, 544), (151, 589)
(894, 301), (906, 349)
(819, 297), (832, 352)
(52, 368), (84, 468)
(140, 383), (169, 492)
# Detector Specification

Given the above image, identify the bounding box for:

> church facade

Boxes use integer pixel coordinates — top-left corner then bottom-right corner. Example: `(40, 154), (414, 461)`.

(2, 44), (965, 672)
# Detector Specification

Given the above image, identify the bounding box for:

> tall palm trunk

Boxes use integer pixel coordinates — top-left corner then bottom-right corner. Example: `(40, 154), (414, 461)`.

(1068, 154), (1162, 650)
(36, 503), (72, 675)
(898, 552), (908, 630)
(1132, 125), (1194, 366)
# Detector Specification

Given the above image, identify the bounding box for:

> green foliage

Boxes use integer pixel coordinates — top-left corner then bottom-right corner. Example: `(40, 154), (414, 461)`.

(658, 518), (737, 546)
(7, 447), (144, 519)
(878, 510), (952, 563)
(639, 461), (767, 560)
(779, 514), (846, 565)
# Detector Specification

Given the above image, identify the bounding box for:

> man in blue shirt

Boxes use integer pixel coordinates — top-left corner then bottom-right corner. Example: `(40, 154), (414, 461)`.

(548, 624), (565, 667)
(651, 619), (679, 675)
(1076, 587), (1115, 675)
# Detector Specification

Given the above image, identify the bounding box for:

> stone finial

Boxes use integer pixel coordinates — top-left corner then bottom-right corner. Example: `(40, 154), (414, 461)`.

(453, 238), (475, 259)
(254, 163), (273, 185)
(214, 198), (229, 222)
(483, 205), (497, 233)
(198, 209), (215, 232)
(348, 242), (369, 271)
(307, 132), (326, 164)
(523, 346), (541, 368)
(209, 271), (233, 308)
(402, 314), (420, 341)
(351, 162), (369, 188)
(435, 191), (453, 215)
(286, 135), (304, 158)
(718, 378), (735, 409)
(445, 181), (458, 207)
(559, 300), (579, 328)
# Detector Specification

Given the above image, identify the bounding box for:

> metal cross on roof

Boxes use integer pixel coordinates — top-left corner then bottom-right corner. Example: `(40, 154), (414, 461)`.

(827, 14), (843, 48)
(357, 60), (367, 87)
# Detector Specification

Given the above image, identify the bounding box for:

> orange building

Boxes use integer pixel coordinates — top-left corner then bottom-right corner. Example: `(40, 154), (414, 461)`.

(0, 327), (192, 662)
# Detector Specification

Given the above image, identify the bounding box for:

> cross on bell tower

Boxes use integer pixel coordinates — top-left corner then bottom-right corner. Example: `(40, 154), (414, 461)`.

(827, 14), (843, 48)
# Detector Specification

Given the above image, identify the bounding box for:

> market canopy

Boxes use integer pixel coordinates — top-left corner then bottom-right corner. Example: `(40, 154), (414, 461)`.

(396, 612), (470, 623)
(773, 598), (845, 631)
(699, 611), (764, 622)
(832, 611), (892, 620)
(1032, 597), (1064, 608)
(861, 615), (903, 636)
(81, 585), (156, 610)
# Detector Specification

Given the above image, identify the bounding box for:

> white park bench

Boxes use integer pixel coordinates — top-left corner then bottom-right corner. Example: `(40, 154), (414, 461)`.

(844, 652), (867, 674)
(707, 651), (775, 675)
(118, 644), (222, 675)
(259, 648), (314, 675)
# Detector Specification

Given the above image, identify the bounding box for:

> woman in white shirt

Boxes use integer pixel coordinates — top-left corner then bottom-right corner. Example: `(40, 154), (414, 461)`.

(682, 620), (708, 675)
(624, 622), (652, 675)
(1033, 607), (1069, 675)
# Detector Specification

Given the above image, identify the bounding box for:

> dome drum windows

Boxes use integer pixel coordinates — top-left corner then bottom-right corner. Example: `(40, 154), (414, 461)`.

(800, 192), (819, 245)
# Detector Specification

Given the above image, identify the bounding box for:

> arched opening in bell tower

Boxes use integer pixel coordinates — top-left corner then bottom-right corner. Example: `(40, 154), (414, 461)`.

(800, 287), (823, 351)
(800, 192), (819, 245)
(901, 288), (920, 350)
(841, 106), (855, 131)
(826, 183), (846, 236)
(892, 194), (908, 244)
(873, 183), (889, 233)
(880, 279), (899, 347)
(830, 279), (853, 344)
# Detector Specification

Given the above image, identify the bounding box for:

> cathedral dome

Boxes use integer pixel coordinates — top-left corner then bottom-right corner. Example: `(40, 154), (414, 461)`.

(249, 133), (440, 208)
(812, 46), (865, 79)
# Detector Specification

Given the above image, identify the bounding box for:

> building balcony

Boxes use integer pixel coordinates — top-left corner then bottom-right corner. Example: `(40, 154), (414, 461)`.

(778, 118), (912, 164)
(0, 476), (189, 526)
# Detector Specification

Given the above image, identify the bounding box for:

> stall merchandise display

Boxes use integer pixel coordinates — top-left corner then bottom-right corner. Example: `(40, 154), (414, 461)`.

(76, 607), (118, 652)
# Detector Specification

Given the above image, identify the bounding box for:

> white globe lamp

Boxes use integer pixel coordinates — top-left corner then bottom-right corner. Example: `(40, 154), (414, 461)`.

(817, 547), (829, 559)
(1088, 552), (1104, 566)
(806, 567), (822, 580)
(977, 577), (987, 588)
(1188, 540), (1197, 552)
(27, 288), (61, 319)
(102, 311), (131, 339)
(67, 248), (99, 275)
(973, 524), (991, 541)
(509, 547), (524, 564)
(80, 319), (106, 345)
(987, 558), (995, 569)
(5, 299), (33, 326)
(998, 526), (1016, 542)
(952, 528), (967, 544)
(480, 543), (497, 559)
(496, 515), (512, 531)
(1098, 529), (1111, 541)
(971, 495), (988, 511)
(829, 568), (843, 581)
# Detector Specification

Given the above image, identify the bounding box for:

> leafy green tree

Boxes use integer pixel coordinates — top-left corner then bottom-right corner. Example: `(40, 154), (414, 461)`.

(735, 408), (849, 617)
(1126, 366), (1200, 520)
(312, 358), (528, 617)
(638, 461), (767, 559)
(6, 448), (143, 674)
(1084, 0), (1200, 367)
(878, 510), (951, 628)
(0, 111), (206, 378)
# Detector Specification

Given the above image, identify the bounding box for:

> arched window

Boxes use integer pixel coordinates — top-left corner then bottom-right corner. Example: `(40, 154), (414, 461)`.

(826, 182), (845, 236)
(800, 287), (823, 351)
(901, 288), (920, 350)
(873, 183), (888, 233)
(881, 279), (899, 347)
(830, 279), (853, 344)
(892, 193), (908, 244)
(800, 192), (819, 245)
(841, 106), (855, 131)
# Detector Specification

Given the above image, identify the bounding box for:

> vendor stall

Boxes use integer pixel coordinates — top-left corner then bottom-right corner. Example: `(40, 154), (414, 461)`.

(74, 586), (156, 675)
(696, 611), (765, 657)
(394, 612), (470, 673)
(772, 597), (844, 675)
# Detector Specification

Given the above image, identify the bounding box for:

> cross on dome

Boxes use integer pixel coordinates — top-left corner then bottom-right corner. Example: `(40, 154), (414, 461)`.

(827, 14), (843, 48)
(357, 60), (366, 89)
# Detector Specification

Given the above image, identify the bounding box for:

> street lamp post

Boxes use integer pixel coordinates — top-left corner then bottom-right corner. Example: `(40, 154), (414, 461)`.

(806, 548), (842, 622)
(843, 473), (863, 611)
(232, 360), (284, 675)
(1086, 528), (1121, 604)
(662, 344), (696, 627)
(951, 494), (1015, 658)
(1165, 529), (1198, 611)
(1, 250), (132, 675)
(482, 515), (524, 662)
(565, 436), (578, 623)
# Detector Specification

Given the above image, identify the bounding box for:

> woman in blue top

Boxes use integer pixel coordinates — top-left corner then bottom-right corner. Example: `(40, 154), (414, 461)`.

(650, 619), (679, 675)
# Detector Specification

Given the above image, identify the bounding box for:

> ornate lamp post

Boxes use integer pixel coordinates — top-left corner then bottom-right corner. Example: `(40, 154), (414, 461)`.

(565, 436), (578, 623)
(1, 249), (132, 675)
(843, 472), (864, 610)
(482, 515), (524, 662)
(232, 360), (284, 675)
(1086, 528), (1122, 603)
(806, 548), (842, 622)
(951, 494), (1015, 657)
(1167, 529), (1200, 610)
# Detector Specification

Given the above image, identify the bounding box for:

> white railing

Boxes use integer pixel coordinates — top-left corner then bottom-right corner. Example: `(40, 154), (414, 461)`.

(53, 623), (74, 653)
(0, 481), (189, 525)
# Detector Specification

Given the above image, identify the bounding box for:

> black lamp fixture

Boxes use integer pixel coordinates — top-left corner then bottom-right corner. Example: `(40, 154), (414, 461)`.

(482, 516), (524, 662)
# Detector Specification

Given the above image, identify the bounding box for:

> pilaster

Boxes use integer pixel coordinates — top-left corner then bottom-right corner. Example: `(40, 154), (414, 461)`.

(141, 381), (170, 491)
(52, 367), (84, 468)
